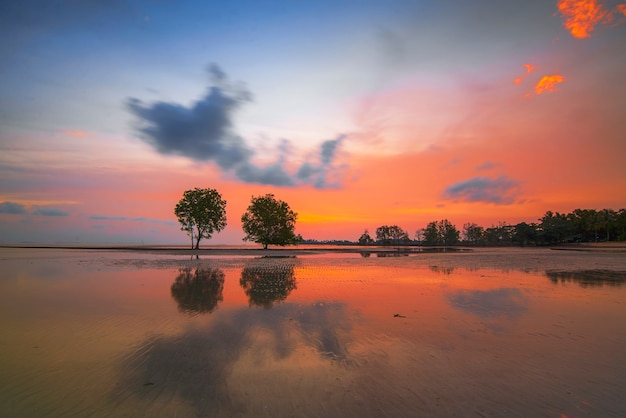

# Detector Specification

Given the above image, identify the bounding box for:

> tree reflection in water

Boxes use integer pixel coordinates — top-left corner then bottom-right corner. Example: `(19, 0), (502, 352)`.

(430, 265), (455, 275)
(240, 259), (297, 308)
(546, 269), (626, 287)
(171, 267), (225, 315)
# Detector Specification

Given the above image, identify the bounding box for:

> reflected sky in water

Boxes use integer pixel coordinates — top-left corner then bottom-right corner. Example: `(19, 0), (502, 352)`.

(448, 288), (529, 318)
(2, 248), (626, 417)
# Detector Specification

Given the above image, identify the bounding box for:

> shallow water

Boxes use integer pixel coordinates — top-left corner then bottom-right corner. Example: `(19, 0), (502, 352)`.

(1, 248), (626, 417)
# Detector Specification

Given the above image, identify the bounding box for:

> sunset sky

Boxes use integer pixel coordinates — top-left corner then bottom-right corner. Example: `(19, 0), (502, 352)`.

(1, 0), (625, 244)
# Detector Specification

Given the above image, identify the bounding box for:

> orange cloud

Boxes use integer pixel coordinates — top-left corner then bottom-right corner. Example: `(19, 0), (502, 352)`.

(557, 0), (626, 38)
(534, 74), (565, 95)
(514, 63), (536, 84)
(557, 0), (607, 38)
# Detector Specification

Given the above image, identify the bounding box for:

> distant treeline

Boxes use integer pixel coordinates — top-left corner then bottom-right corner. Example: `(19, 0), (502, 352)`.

(302, 208), (626, 247)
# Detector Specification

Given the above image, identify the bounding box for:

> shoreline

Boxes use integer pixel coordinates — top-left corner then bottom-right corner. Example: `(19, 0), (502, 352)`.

(1, 242), (625, 255)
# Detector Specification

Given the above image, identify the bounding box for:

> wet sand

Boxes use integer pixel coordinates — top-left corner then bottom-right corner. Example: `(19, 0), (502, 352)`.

(1, 246), (626, 417)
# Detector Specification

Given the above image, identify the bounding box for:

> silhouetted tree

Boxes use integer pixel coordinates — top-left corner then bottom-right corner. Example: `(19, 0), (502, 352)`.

(569, 209), (599, 242)
(358, 229), (375, 245)
(616, 209), (626, 240)
(539, 211), (575, 244)
(513, 222), (539, 246)
(423, 219), (459, 245)
(483, 222), (514, 246)
(375, 225), (409, 245)
(599, 209), (617, 242)
(175, 188), (227, 249)
(241, 194), (301, 249)
(463, 222), (484, 245)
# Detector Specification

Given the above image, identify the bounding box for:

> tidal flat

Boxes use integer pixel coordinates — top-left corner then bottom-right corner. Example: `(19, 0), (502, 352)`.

(1, 247), (626, 417)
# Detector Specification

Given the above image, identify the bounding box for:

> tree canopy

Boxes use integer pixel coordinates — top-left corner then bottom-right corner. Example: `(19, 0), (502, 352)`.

(174, 188), (227, 249)
(358, 229), (375, 245)
(375, 225), (409, 245)
(423, 219), (460, 245)
(241, 194), (301, 249)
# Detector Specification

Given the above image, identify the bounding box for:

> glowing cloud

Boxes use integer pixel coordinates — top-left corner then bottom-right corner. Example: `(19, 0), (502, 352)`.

(534, 74), (565, 95)
(557, 0), (607, 38)
(557, 0), (626, 38)
(514, 63), (536, 85)
(443, 176), (520, 205)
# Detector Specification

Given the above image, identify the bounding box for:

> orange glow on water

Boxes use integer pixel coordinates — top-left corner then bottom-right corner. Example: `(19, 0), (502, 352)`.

(534, 74), (565, 94)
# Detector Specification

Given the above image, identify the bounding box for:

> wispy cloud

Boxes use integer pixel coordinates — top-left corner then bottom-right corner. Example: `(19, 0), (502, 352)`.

(295, 135), (346, 189)
(132, 217), (178, 226)
(32, 207), (69, 216)
(90, 215), (128, 221)
(476, 161), (499, 171)
(443, 176), (520, 204)
(514, 63), (536, 85)
(1, 201), (72, 216)
(0, 201), (28, 214)
(127, 64), (347, 189)
(90, 215), (177, 226)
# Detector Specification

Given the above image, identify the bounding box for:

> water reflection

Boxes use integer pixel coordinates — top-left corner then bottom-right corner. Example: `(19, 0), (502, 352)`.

(546, 269), (626, 287)
(115, 302), (351, 415)
(448, 288), (528, 318)
(170, 267), (225, 315)
(240, 260), (297, 308)
(430, 265), (455, 275)
(376, 252), (409, 257)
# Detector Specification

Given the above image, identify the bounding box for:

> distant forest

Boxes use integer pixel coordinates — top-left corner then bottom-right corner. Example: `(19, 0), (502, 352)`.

(301, 208), (626, 247)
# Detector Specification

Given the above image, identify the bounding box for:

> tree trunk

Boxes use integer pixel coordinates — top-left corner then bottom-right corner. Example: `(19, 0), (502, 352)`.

(263, 243), (268, 249)
(195, 230), (201, 250)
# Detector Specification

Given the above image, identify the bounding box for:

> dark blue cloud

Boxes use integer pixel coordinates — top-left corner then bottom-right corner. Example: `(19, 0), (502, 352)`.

(0, 201), (28, 214)
(127, 66), (347, 189)
(296, 134), (345, 189)
(127, 70), (253, 168)
(90, 215), (127, 221)
(235, 161), (295, 187)
(443, 176), (519, 204)
(91, 214), (177, 226)
(32, 207), (69, 217)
